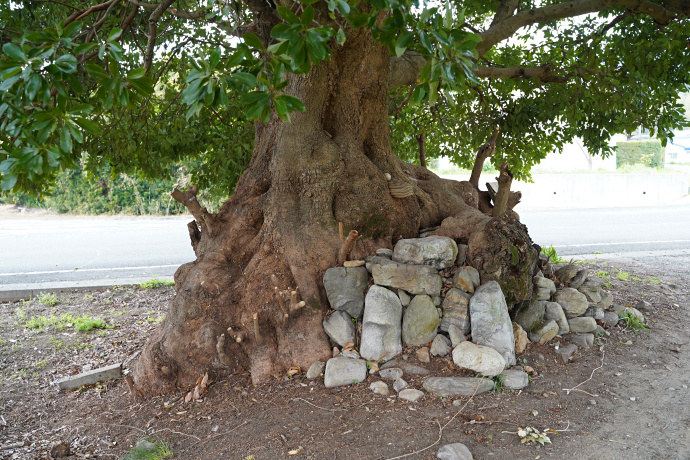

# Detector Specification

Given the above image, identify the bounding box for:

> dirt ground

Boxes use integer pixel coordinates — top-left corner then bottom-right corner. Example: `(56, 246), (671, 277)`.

(1, 257), (689, 460)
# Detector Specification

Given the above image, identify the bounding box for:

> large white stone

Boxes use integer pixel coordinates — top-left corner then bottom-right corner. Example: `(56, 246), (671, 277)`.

(322, 310), (355, 347)
(324, 357), (367, 388)
(468, 281), (515, 366)
(359, 286), (403, 361)
(553, 288), (589, 318)
(452, 341), (506, 377)
(393, 236), (458, 270)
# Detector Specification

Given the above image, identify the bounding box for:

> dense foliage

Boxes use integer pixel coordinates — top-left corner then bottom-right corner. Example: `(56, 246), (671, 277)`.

(616, 140), (665, 169)
(1, 0), (689, 193)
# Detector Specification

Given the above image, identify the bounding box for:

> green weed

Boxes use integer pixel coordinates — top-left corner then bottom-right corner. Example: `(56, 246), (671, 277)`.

(147, 315), (165, 324)
(615, 270), (631, 281)
(138, 279), (174, 289)
(74, 316), (106, 332)
(83, 293), (95, 301)
(24, 313), (107, 332)
(14, 307), (27, 323)
(619, 310), (649, 333)
(492, 374), (506, 393)
(37, 292), (59, 307)
(595, 271), (610, 279)
(540, 246), (565, 264)
(122, 439), (173, 460)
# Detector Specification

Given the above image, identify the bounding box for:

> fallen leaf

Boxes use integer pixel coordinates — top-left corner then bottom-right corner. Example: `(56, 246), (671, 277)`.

(287, 448), (302, 455)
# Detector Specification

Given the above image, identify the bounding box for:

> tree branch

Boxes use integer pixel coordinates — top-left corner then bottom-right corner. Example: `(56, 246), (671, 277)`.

(475, 64), (568, 83)
(144, 0), (176, 71)
(492, 162), (513, 218)
(478, 0), (679, 56)
(469, 127), (499, 189)
(389, 52), (427, 89)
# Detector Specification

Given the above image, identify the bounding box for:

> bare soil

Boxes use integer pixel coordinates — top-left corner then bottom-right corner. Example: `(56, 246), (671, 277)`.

(1, 257), (689, 460)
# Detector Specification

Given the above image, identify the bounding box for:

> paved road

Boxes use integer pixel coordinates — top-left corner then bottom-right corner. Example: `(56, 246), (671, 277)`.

(0, 215), (195, 292)
(1, 203), (689, 293)
(520, 203), (690, 260)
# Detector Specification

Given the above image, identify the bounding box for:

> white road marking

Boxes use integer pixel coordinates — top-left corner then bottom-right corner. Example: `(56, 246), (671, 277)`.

(554, 240), (690, 248)
(0, 264), (181, 277)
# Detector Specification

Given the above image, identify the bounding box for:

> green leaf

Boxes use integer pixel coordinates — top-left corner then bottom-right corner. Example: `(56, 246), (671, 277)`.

(85, 64), (109, 80)
(72, 42), (97, 55)
(277, 94), (305, 112)
(3, 43), (27, 62)
(336, 28), (346, 45)
(243, 32), (265, 52)
(243, 91), (271, 120)
(128, 78), (154, 95)
(25, 30), (58, 43)
(301, 6), (315, 26)
(62, 21), (83, 38)
(55, 54), (78, 73)
(73, 118), (101, 135)
(0, 75), (20, 91)
(26, 74), (43, 100)
(277, 6), (300, 24)
(0, 173), (18, 191)
(127, 68), (147, 80)
(394, 31), (414, 57)
(348, 13), (369, 28)
(59, 124), (73, 153)
(107, 28), (123, 43)
(209, 47), (222, 70)
(337, 0), (350, 15)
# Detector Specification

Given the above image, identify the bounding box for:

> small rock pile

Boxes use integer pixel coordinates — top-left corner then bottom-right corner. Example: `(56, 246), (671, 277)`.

(310, 235), (644, 403)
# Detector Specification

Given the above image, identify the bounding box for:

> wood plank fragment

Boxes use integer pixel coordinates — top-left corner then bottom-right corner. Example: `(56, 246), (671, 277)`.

(56, 363), (122, 391)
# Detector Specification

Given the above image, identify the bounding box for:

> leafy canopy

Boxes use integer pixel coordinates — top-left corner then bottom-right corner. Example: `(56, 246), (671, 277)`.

(1, 0), (689, 195)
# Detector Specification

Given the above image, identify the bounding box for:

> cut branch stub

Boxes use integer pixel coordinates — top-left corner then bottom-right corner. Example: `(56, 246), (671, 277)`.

(171, 185), (216, 238)
(492, 162), (514, 218)
(469, 126), (500, 189)
(337, 226), (359, 265)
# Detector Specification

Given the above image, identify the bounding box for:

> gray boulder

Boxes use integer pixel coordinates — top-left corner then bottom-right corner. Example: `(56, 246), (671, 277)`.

(553, 288), (589, 318)
(323, 267), (369, 319)
(452, 341), (506, 377)
(437, 443), (473, 460)
(597, 292), (614, 310)
(306, 361), (325, 380)
(603, 311), (619, 327)
(369, 381), (389, 396)
(440, 288), (471, 334)
(555, 264), (579, 284)
(556, 344), (578, 364)
(513, 300), (546, 332)
(402, 295), (440, 346)
(323, 311), (355, 347)
(372, 261), (442, 296)
(568, 269), (588, 289)
(359, 286), (403, 361)
(454, 266), (480, 294)
(448, 325), (466, 348)
(397, 289), (411, 307)
(578, 278), (603, 303)
(544, 302), (569, 335)
(568, 317), (597, 333)
(564, 333), (594, 349)
(376, 248), (393, 258)
(430, 334), (452, 357)
(379, 368), (403, 380)
(423, 377), (494, 396)
(469, 281), (515, 365)
(398, 388), (425, 402)
(324, 357), (367, 388)
(585, 305), (605, 320)
(393, 236), (458, 270)
(533, 276), (556, 300)
(393, 377), (408, 392)
(528, 319), (559, 344)
(499, 369), (529, 390)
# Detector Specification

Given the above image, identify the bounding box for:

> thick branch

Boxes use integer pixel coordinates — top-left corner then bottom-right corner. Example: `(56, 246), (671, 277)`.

(475, 64), (568, 83)
(490, 0), (520, 28)
(469, 127), (499, 189)
(389, 52), (427, 89)
(492, 162), (513, 218)
(416, 131), (427, 169)
(172, 185), (216, 239)
(478, 0), (678, 55)
(144, 0), (176, 71)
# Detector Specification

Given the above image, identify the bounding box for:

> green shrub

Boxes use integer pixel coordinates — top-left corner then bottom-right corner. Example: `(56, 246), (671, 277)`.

(74, 316), (106, 332)
(540, 245), (565, 264)
(616, 141), (665, 169)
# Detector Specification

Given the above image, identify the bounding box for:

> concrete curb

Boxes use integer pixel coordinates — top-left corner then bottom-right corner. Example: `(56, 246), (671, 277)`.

(0, 277), (174, 303)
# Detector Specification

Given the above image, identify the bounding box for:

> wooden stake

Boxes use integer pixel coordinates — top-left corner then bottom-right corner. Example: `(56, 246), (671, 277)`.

(253, 313), (263, 345)
(337, 226), (359, 265)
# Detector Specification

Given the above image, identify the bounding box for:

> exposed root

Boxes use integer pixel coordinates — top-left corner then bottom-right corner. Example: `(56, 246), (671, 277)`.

(253, 313), (263, 345)
(492, 161), (513, 218)
(172, 185), (216, 237)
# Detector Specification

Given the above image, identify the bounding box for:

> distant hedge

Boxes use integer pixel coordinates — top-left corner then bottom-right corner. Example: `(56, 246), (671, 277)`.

(616, 140), (665, 168)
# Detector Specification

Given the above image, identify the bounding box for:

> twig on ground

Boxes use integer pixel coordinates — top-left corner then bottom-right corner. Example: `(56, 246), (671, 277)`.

(295, 397), (348, 412)
(383, 381), (482, 460)
(179, 421), (248, 453)
(563, 349), (605, 395)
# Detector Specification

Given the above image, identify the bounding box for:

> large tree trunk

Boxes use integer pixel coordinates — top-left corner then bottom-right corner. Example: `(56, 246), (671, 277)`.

(132, 31), (538, 396)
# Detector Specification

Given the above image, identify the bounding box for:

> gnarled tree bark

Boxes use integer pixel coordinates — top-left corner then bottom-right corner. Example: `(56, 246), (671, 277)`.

(131, 29), (538, 396)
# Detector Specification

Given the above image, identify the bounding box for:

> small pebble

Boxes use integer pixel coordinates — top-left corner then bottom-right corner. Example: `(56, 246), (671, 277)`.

(683, 385), (688, 389)
(630, 397), (637, 401)
(589, 399), (597, 405)
(668, 387), (676, 391)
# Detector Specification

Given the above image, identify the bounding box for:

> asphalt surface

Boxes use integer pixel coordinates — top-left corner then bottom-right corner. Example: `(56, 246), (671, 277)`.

(1, 202), (689, 298)
(0, 215), (194, 296)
